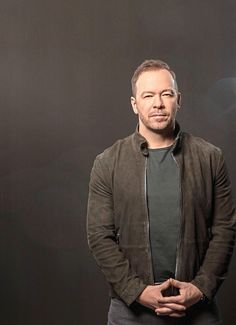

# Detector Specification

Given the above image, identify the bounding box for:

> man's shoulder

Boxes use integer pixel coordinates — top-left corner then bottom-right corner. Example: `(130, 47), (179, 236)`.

(96, 133), (135, 162)
(183, 132), (222, 156)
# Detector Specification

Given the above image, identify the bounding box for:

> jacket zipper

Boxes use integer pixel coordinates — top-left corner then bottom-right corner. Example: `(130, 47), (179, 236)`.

(144, 156), (155, 283)
(172, 152), (183, 280)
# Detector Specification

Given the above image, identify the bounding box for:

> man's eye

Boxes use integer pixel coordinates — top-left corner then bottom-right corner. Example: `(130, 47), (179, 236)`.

(162, 92), (173, 97)
(144, 94), (153, 98)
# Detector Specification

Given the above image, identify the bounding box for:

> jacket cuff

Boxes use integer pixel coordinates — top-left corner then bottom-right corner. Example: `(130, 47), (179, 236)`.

(120, 281), (147, 306)
(191, 275), (217, 301)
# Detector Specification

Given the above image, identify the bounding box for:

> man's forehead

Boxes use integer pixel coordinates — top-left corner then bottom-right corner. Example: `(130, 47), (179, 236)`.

(136, 69), (176, 90)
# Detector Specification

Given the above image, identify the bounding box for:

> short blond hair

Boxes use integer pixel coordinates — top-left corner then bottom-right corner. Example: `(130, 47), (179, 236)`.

(131, 59), (178, 96)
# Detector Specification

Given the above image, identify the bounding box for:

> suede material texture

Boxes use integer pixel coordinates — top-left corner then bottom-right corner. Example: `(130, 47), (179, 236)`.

(87, 124), (236, 306)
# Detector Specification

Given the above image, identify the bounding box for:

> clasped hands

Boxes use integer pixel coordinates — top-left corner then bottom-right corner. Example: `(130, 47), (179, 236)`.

(137, 278), (203, 318)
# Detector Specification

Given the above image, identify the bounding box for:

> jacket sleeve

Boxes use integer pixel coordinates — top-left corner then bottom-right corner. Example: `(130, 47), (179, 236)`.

(192, 152), (236, 300)
(86, 156), (147, 306)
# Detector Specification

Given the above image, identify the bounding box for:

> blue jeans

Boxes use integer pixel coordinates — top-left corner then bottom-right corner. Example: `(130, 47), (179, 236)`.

(107, 298), (222, 325)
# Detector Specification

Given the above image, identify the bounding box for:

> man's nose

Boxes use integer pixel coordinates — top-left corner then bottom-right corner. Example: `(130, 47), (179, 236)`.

(153, 95), (164, 108)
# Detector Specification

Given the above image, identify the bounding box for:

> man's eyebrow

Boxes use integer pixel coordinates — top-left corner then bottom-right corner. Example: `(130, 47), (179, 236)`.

(161, 88), (177, 94)
(140, 91), (155, 96)
(140, 88), (176, 96)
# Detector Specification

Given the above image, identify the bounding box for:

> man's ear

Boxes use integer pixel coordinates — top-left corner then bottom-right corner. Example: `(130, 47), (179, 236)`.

(131, 96), (138, 115)
(177, 92), (181, 110)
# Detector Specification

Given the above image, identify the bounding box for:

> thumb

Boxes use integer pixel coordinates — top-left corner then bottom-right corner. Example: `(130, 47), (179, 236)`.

(158, 279), (171, 291)
(170, 278), (185, 289)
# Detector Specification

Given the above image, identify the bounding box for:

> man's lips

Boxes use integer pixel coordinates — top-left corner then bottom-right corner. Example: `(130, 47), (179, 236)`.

(149, 113), (167, 117)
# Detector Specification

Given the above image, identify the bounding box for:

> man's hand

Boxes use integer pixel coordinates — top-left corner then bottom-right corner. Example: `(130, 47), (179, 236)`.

(156, 279), (203, 317)
(137, 280), (186, 317)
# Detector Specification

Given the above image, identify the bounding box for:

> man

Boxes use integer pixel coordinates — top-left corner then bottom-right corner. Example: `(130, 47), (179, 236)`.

(87, 59), (236, 324)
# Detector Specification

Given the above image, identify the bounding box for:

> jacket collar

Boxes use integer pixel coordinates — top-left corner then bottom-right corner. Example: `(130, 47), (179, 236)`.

(134, 121), (182, 156)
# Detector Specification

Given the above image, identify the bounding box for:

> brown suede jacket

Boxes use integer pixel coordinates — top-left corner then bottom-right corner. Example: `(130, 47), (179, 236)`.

(87, 124), (236, 306)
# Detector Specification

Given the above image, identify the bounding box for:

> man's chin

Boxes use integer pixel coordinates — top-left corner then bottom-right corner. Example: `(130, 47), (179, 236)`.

(147, 123), (176, 135)
(148, 124), (169, 133)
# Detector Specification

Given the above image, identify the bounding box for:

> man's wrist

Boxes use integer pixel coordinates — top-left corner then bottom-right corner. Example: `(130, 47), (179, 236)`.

(200, 293), (208, 303)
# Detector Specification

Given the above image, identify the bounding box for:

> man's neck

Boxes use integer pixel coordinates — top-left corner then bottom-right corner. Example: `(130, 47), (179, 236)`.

(139, 127), (175, 149)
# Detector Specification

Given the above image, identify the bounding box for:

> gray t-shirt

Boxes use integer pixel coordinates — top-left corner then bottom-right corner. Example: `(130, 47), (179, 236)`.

(147, 145), (180, 283)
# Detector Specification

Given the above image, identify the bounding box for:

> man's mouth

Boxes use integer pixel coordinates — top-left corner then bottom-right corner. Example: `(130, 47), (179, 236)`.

(149, 113), (167, 117)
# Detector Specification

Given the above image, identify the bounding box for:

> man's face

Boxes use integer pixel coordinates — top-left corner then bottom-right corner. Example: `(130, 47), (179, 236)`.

(131, 69), (181, 135)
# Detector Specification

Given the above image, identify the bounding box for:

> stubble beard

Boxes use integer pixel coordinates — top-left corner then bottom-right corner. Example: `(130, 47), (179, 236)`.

(140, 114), (175, 135)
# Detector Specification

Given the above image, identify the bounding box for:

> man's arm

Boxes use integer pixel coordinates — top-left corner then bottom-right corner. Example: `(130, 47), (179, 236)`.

(191, 152), (236, 300)
(87, 156), (146, 306)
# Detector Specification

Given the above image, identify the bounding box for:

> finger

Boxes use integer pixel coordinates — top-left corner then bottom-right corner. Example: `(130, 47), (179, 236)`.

(158, 295), (183, 304)
(158, 303), (186, 312)
(158, 279), (171, 291)
(155, 307), (174, 315)
(170, 279), (185, 289)
(155, 307), (186, 317)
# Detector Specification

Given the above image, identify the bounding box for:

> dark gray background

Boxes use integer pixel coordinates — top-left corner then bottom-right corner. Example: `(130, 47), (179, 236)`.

(0, 0), (236, 324)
